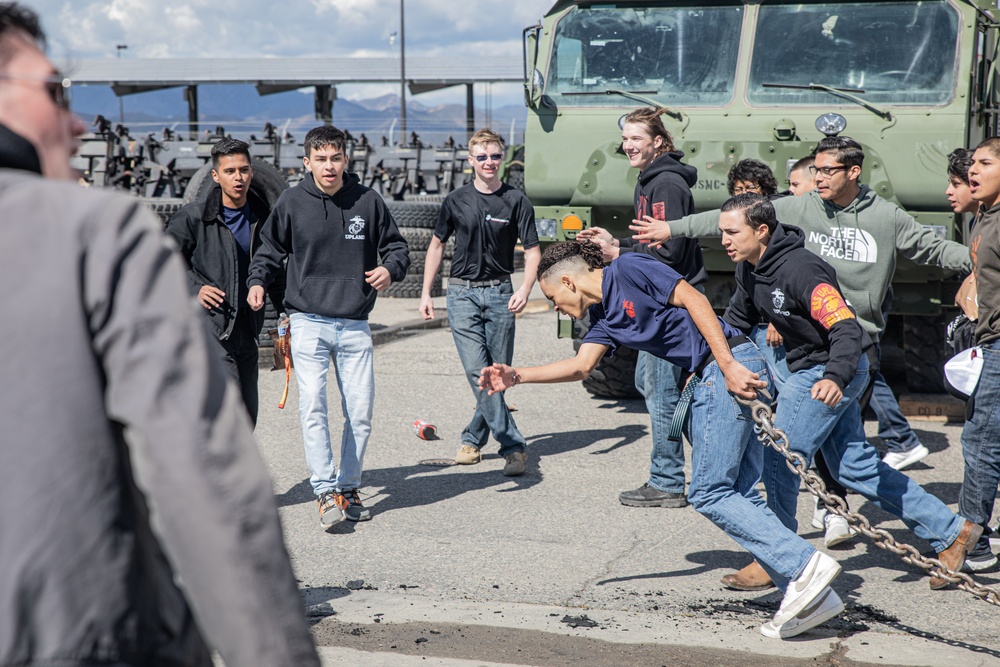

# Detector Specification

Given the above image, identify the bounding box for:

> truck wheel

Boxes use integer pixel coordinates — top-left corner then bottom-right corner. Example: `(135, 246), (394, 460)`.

(386, 200), (440, 228)
(139, 197), (184, 226)
(573, 339), (641, 398)
(903, 314), (948, 393)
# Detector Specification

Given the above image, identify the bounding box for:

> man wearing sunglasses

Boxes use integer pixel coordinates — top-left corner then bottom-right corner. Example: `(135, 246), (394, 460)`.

(630, 135), (972, 591)
(0, 3), (319, 665)
(418, 129), (541, 476)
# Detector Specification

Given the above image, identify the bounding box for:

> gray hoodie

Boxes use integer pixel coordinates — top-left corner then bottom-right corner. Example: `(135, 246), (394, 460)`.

(0, 168), (319, 666)
(667, 186), (971, 341)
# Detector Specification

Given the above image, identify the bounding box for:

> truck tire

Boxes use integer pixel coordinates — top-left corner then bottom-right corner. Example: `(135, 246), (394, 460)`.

(400, 227), (435, 251)
(386, 200), (440, 228)
(182, 158), (288, 209)
(573, 339), (641, 399)
(903, 313), (949, 393)
(139, 197), (184, 226)
(384, 272), (441, 299)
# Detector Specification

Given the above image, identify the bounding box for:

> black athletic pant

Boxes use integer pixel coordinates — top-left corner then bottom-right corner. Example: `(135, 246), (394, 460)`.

(217, 308), (260, 427)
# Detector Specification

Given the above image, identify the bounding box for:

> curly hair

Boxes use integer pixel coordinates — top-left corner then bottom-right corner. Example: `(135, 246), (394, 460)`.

(622, 107), (675, 156)
(947, 148), (973, 185)
(727, 159), (778, 196)
(538, 240), (604, 282)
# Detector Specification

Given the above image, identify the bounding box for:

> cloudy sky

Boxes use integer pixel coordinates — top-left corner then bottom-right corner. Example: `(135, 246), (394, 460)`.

(28, 0), (554, 105)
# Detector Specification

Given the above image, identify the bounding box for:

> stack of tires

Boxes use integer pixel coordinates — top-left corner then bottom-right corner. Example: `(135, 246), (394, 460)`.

(383, 200), (453, 299)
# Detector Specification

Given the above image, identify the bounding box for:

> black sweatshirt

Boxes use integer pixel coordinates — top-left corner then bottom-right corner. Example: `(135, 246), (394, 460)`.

(248, 172), (410, 320)
(619, 151), (707, 286)
(723, 223), (870, 389)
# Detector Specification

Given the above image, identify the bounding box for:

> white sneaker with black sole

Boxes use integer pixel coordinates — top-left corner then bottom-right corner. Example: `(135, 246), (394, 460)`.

(761, 586), (844, 639)
(882, 444), (930, 471)
(773, 551), (842, 626)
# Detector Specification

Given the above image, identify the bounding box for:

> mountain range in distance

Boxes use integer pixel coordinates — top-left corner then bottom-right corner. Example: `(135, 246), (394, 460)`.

(74, 84), (528, 146)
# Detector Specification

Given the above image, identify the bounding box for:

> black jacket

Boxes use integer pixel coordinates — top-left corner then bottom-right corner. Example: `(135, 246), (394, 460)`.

(248, 172), (410, 320)
(723, 223), (870, 389)
(165, 185), (285, 339)
(619, 150), (707, 286)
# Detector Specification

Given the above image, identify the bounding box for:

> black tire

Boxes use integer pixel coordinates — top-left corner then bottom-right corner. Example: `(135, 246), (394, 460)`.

(139, 196), (184, 226)
(573, 339), (641, 399)
(903, 313), (949, 393)
(384, 272), (441, 299)
(403, 193), (446, 203)
(182, 158), (289, 209)
(386, 200), (440, 228)
(400, 227), (435, 251)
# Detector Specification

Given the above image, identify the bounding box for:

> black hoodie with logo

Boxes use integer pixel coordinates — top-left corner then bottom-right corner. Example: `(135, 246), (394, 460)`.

(618, 150), (707, 286)
(248, 172), (410, 320)
(723, 223), (870, 390)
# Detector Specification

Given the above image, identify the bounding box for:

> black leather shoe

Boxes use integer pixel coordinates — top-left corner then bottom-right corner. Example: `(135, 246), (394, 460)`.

(618, 483), (688, 508)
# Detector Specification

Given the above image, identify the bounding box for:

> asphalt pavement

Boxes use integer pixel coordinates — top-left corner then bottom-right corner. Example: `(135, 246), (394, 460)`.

(250, 275), (1000, 667)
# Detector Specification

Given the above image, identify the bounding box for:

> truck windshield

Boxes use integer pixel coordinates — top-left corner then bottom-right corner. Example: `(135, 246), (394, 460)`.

(748, 1), (959, 106)
(545, 4), (743, 107)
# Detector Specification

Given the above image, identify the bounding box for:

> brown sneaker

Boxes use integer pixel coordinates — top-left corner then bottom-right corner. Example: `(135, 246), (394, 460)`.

(455, 445), (482, 465)
(930, 520), (984, 589)
(318, 491), (345, 527)
(502, 451), (527, 477)
(721, 560), (776, 591)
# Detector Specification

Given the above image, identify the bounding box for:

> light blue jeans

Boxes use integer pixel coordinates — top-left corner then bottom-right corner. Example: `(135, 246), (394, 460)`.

(635, 351), (685, 494)
(447, 282), (526, 457)
(686, 342), (816, 591)
(764, 355), (963, 553)
(289, 313), (374, 496)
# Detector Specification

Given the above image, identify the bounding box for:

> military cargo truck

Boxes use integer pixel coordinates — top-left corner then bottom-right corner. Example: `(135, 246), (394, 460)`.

(522, 0), (997, 396)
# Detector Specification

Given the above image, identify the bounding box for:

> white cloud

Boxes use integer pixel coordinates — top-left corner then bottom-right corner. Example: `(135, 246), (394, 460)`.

(31, 0), (552, 59)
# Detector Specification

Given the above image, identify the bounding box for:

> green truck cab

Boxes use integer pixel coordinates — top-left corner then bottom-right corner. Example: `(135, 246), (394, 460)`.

(522, 0), (999, 394)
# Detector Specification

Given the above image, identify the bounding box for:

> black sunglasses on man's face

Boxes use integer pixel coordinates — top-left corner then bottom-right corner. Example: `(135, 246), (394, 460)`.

(473, 153), (503, 162)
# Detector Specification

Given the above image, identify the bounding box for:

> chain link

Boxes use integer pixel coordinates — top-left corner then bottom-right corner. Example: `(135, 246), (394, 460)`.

(737, 394), (1000, 607)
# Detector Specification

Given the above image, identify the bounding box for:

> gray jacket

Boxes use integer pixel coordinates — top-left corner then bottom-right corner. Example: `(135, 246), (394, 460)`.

(0, 169), (320, 666)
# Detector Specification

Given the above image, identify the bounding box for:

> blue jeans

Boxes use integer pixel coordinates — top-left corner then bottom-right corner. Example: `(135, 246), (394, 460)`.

(289, 313), (374, 495)
(447, 282), (526, 457)
(635, 351), (684, 494)
(686, 342), (816, 592)
(750, 324), (790, 393)
(959, 342), (1000, 543)
(870, 370), (922, 455)
(764, 355), (963, 553)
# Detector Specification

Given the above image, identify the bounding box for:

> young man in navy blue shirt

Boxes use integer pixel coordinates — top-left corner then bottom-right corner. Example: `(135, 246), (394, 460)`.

(719, 193), (981, 592)
(480, 240), (846, 639)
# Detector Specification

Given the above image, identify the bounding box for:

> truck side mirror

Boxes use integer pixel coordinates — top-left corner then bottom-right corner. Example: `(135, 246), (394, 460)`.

(526, 69), (545, 109)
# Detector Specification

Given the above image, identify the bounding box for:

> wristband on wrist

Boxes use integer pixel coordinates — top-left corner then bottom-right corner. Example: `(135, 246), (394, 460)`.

(511, 369), (522, 386)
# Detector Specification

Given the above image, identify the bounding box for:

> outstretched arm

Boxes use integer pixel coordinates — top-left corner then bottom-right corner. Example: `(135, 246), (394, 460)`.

(669, 280), (766, 399)
(479, 343), (609, 394)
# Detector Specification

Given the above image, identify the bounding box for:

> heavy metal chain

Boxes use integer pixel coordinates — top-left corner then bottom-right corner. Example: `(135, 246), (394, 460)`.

(736, 393), (1000, 608)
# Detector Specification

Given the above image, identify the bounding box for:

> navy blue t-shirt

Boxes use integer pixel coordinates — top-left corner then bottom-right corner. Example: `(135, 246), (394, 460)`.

(223, 204), (252, 306)
(582, 253), (740, 372)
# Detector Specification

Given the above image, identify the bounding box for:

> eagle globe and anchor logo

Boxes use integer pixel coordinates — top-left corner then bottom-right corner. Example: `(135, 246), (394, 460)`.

(346, 215), (366, 240)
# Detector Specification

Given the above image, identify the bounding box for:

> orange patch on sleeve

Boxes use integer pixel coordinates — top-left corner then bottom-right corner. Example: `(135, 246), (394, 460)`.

(810, 283), (855, 330)
(652, 202), (666, 221)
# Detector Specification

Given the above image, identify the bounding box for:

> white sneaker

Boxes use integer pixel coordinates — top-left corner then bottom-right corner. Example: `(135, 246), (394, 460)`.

(882, 444), (930, 471)
(773, 551), (842, 626)
(761, 587), (844, 639)
(824, 514), (855, 548)
(811, 497), (828, 530)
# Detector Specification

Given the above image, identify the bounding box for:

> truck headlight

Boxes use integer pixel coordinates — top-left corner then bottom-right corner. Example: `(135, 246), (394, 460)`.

(535, 217), (558, 239)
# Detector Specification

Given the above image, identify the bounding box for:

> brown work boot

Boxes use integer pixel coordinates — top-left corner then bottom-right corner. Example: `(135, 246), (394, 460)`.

(930, 520), (984, 589)
(721, 560), (776, 591)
